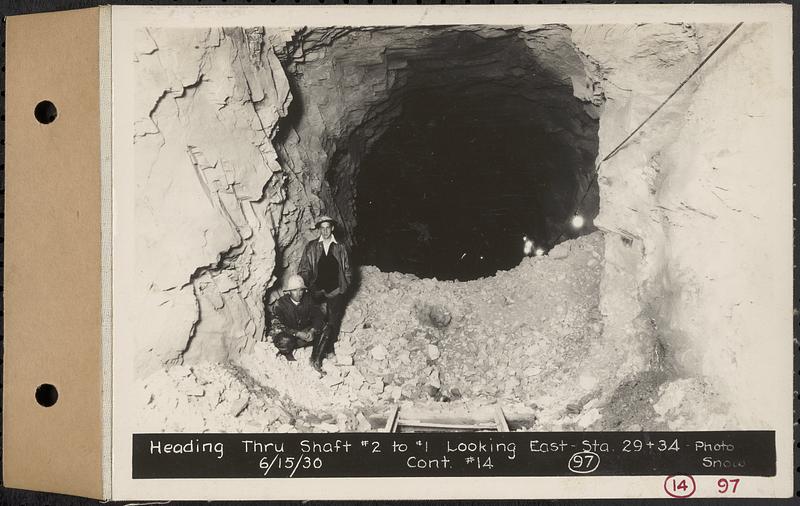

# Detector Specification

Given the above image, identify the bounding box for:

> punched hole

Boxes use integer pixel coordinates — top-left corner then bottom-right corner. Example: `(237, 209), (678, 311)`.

(35, 383), (58, 407)
(34, 100), (58, 124)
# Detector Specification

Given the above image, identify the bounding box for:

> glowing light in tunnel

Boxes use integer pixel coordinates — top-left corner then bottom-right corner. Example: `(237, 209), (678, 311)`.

(535, 248), (545, 256)
(523, 238), (533, 256)
(571, 214), (585, 229)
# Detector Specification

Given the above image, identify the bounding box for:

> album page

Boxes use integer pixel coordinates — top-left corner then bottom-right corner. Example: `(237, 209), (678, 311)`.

(110, 4), (793, 500)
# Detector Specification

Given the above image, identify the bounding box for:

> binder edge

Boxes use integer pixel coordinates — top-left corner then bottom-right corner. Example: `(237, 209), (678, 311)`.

(3, 6), (106, 500)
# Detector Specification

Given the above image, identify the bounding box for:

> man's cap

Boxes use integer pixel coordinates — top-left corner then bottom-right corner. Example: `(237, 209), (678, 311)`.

(314, 215), (336, 229)
(285, 274), (306, 291)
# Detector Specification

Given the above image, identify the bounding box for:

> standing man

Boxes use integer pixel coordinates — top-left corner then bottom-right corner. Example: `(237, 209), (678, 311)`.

(266, 275), (325, 363)
(298, 215), (352, 373)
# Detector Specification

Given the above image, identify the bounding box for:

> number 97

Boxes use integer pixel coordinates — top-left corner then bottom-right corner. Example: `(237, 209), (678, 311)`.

(717, 478), (740, 494)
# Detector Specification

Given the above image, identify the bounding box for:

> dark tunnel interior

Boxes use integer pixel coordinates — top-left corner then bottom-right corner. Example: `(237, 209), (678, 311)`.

(278, 27), (603, 281)
(352, 31), (601, 280)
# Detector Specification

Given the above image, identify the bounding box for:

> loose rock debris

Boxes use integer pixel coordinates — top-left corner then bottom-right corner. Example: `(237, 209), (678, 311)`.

(135, 232), (721, 432)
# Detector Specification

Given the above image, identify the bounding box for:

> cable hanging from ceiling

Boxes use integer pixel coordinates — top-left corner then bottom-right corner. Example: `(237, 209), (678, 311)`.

(549, 21), (744, 249)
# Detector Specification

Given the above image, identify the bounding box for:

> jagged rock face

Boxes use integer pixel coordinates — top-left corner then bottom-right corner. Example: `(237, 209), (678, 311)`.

(133, 27), (293, 372)
(133, 22), (788, 431)
(276, 26), (602, 279)
(133, 24), (603, 371)
(137, 233), (610, 432)
(573, 23), (789, 423)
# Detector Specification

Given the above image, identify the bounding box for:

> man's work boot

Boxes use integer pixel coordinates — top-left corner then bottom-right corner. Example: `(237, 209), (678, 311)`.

(273, 333), (296, 362)
(277, 351), (297, 362)
(309, 329), (325, 375)
(324, 336), (337, 359)
(311, 327), (333, 375)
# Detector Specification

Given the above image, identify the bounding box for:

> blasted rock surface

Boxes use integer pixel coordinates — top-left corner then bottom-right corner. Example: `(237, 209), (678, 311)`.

(134, 27), (293, 373)
(136, 233), (630, 431)
(135, 232), (732, 432)
(574, 23), (791, 424)
(132, 23), (789, 433)
(277, 25), (603, 241)
(133, 24), (604, 372)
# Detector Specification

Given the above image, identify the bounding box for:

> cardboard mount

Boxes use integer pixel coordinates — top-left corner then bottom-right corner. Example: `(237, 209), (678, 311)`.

(4, 7), (106, 499)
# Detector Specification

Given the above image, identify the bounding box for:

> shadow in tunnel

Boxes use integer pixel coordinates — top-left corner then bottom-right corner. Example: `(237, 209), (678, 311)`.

(353, 42), (600, 280)
(275, 26), (601, 281)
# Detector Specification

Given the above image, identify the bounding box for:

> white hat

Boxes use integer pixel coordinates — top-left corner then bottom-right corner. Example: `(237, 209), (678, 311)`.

(314, 215), (336, 229)
(285, 274), (306, 291)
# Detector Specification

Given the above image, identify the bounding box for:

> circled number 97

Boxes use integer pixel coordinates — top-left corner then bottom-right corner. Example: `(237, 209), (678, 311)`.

(567, 451), (600, 474)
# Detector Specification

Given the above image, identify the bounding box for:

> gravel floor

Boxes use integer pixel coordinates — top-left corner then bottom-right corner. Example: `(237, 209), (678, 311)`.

(134, 231), (728, 433)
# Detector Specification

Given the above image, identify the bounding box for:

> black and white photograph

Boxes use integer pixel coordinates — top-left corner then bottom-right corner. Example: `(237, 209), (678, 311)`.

(108, 4), (792, 499)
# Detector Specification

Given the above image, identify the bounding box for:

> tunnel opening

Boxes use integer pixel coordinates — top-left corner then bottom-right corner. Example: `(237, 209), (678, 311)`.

(314, 27), (603, 281)
(272, 25), (603, 281)
(133, 22), (760, 435)
(262, 27), (610, 414)
(355, 88), (600, 281)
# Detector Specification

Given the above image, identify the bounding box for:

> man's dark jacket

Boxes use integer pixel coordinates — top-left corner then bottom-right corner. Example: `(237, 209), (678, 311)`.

(298, 239), (352, 294)
(267, 293), (324, 340)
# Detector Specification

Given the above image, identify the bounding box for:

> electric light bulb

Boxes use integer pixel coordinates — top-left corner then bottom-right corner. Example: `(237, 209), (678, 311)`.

(523, 239), (533, 256)
(571, 214), (585, 229)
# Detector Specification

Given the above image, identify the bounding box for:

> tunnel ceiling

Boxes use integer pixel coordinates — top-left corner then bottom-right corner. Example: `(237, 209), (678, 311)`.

(275, 25), (602, 280)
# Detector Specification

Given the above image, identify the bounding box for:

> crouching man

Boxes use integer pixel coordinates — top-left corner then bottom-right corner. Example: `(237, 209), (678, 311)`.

(266, 275), (325, 365)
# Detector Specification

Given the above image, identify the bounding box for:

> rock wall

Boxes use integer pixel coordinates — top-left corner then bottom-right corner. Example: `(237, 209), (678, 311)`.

(573, 22), (791, 424)
(275, 25), (602, 252)
(133, 27), (294, 373)
(133, 24), (602, 373)
(132, 22), (791, 430)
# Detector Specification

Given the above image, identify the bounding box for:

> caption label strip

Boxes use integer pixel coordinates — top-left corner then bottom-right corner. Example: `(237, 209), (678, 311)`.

(133, 431), (774, 479)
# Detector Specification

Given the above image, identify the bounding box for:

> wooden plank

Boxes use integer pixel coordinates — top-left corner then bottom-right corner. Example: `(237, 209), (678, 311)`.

(371, 405), (537, 432)
(396, 406), (496, 424)
(494, 405), (511, 432)
(383, 405), (400, 432)
(398, 420), (497, 431)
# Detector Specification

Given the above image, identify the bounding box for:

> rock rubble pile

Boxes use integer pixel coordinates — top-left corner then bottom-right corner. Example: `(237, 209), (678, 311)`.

(136, 231), (699, 432)
(334, 232), (605, 415)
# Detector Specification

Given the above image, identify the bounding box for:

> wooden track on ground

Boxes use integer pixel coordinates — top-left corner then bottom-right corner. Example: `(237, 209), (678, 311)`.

(383, 404), (511, 432)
